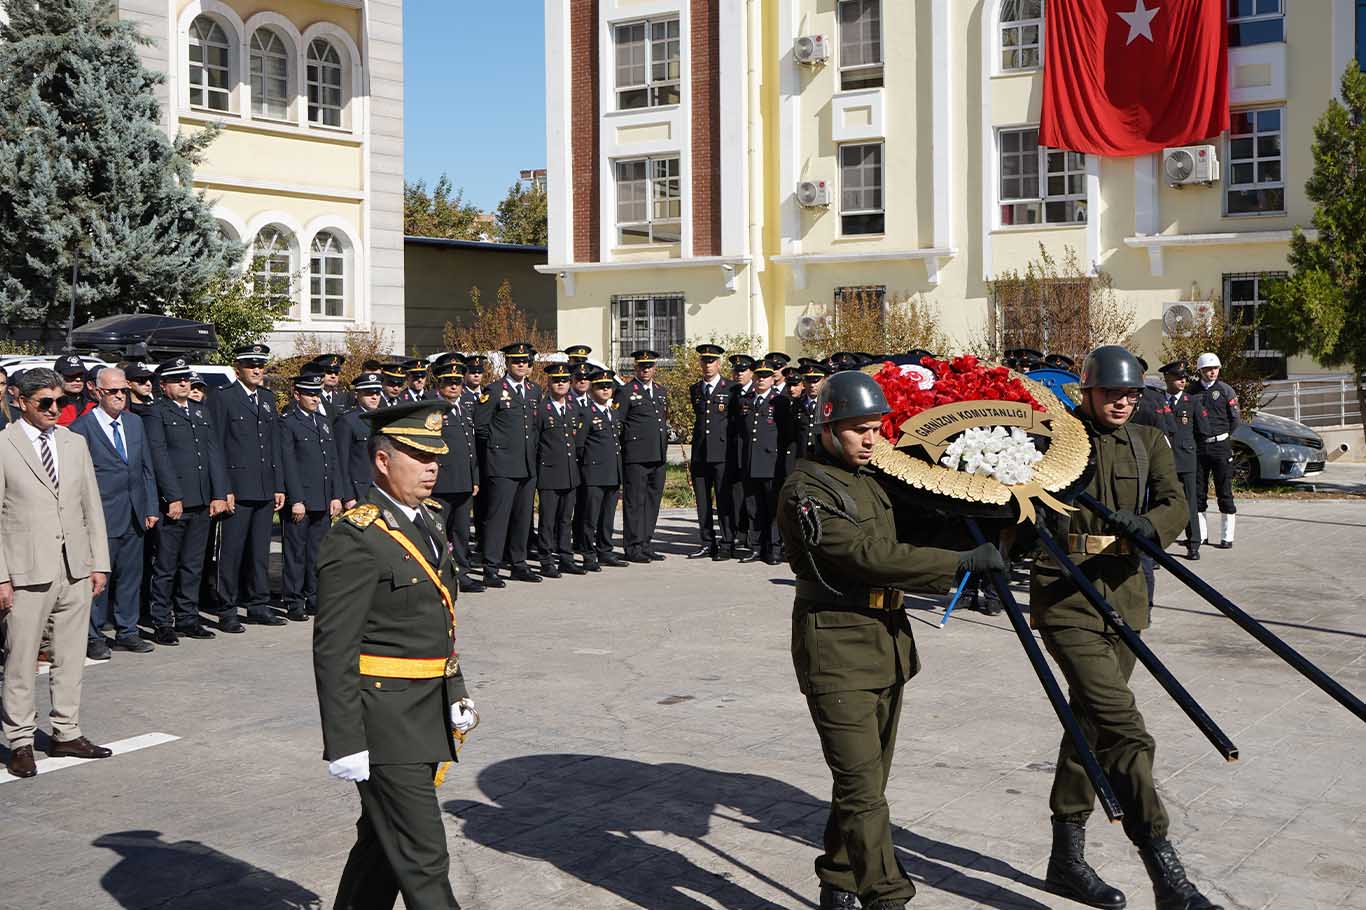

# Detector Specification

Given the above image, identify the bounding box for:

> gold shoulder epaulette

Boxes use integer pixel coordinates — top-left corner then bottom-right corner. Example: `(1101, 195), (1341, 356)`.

(479, 393), (489, 403)
(344, 504), (380, 528)
(422, 497), (444, 512)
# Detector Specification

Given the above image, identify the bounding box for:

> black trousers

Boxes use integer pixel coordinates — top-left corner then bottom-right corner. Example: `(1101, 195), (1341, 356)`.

(744, 477), (780, 558)
(1178, 470), (1200, 548)
(282, 509), (330, 614)
(1196, 441), (1237, 514)
(334, 762), (459, 910)
(578, 485), (620, 563)
(435, 492), (474, 577)
(691, 460), (731, 546)
(90, 521), (144, 642)
(622, 461), (665, 556)
(482, 475), (534, 572)
(150, 506), (211, 629)
(217, 499), (275, 620)
(724, 462), (749, 544)
(537, 487), (576, 567)
(572, 484), (590, 552)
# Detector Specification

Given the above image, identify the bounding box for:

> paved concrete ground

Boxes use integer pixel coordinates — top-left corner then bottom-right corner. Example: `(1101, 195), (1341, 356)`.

(3, 500), (1365, 910)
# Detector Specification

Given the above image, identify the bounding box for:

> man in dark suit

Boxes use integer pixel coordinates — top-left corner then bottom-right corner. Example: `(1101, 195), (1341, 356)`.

(432, 363), (483, 593)
(336, 371), (384, 508)
(535, 363), (588, 578)
(474, 342), (541, 586)
(614, 350), (669, 563)
(209, 343), (286, 631)
(1161, 361), (1203, 562)
(688, 344), (732, 560)
(795, 361), (829, 461)
(313, 400), (475, 910)
(724, 354), (755, 558)
(281, 373), (343, 621)
(71, 367), (160, 659)
(460, 357), (489, 554)
(144, 358), (229, 644)
(314, 354), (356, 413)
(741, 361), (785, 565)
(403, 360), (434, 402)
(578, 369), (626, 571)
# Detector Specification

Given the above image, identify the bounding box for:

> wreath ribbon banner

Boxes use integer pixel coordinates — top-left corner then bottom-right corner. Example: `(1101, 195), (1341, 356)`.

(895, 400), (1056, 461)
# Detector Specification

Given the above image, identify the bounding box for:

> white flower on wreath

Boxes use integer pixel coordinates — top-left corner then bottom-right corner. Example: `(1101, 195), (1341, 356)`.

(898, 363), (935, 390)
(940, 426), (1044, 486)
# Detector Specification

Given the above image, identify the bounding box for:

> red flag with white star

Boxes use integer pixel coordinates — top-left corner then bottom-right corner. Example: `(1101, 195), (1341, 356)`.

(1040, 0), (1229, 156)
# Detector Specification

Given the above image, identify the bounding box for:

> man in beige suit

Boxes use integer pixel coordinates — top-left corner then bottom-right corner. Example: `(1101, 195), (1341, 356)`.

(1, 367), (113, 778)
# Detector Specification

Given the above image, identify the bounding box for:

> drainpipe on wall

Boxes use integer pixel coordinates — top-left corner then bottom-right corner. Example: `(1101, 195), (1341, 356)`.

(746, 0), (769, 346)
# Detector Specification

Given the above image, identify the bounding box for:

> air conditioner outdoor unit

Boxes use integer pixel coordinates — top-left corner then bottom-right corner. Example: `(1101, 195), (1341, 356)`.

(795, 314), (829, 341)
(1163, 145), (1220, 186)
(793, 35), (829, 65)
(796, 180), (831, 207)
(1162, 300), (1215, 335)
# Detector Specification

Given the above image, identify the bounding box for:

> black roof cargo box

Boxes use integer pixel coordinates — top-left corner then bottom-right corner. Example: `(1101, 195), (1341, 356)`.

(71, 315), (219, 358)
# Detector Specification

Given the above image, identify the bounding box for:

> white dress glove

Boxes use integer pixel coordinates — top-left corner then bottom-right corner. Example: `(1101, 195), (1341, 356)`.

(328, 750), (371, 782)
(451, 699), (478, 733)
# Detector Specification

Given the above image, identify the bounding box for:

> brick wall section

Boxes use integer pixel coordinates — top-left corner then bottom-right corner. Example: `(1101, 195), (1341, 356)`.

(571, 0), (601, 263)
(690, 0), (721, 257)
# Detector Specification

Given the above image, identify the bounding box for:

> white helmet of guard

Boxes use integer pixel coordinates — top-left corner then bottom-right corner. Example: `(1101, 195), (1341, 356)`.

(1195, 352), (1221, 370)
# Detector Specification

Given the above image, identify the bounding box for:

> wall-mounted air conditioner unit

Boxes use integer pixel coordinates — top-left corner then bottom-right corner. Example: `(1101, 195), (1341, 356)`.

(796, 180), (831, 207)
(1162, 300), (1215, 335)
(1163, 145), (1220, 186)
(794, 35), (829, 65)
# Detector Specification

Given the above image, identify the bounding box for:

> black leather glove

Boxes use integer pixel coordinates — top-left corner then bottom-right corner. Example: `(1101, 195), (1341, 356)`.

(958, 543), (1006, 575)
(1108, 509), (1156, 542)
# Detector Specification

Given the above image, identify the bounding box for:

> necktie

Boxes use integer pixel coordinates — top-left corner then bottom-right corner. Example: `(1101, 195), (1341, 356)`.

(516, 383), (525, 401)
(111, 419), (127, 462)
(1170, 394), (1178, 409)
(312, 412), (319, 431)
(39, 432), (58, 489)
(414, 510), (441, 561)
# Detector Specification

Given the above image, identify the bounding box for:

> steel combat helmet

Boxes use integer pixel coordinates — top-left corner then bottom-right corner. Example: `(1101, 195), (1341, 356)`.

(1079, 345), (1145, 390)
(815, 369), (889, 426)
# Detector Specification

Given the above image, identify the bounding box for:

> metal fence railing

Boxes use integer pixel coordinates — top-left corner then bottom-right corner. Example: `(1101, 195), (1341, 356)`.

(1259, 376), (1364, 428)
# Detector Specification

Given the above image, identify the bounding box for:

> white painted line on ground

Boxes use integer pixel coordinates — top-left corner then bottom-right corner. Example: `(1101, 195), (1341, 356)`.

(0, 732), (180, 784)
(37, 657), (102, 676)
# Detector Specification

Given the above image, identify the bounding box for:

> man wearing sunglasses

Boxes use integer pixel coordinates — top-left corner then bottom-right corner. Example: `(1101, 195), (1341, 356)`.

(1, 367), (113, 779)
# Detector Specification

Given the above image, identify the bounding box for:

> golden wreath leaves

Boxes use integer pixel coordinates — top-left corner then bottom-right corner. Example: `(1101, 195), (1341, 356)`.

(867, 369), (1089, 507)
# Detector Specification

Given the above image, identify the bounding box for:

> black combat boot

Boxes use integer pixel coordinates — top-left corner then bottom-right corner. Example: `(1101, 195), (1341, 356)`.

(1138, 838), (1223, 910)
(817, 883), (857, 910)
(1044, 820), (1127, 909)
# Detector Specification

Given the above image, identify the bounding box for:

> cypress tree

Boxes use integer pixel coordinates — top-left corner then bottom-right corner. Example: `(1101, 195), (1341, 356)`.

(0, 0), (241, 345)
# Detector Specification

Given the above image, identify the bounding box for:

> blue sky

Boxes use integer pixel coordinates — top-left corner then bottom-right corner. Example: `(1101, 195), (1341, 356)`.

(403, 0), (547, 212)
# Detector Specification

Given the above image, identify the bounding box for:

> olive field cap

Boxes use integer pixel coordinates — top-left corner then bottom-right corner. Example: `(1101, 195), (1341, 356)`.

(360, 400), (450, 455)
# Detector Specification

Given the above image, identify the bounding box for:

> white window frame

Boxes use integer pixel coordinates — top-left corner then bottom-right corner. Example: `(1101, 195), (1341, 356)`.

(611, 294), (686, 369)
(614, 155), (682, 246)
(1228, 0), (1285, 47)
(998, 0), (1044, 74)
(1225, 106), (1286, 217)
(306, 38), (345, 128)
(839, 142), (885, 237)
(997, 126), (1087, 227)
(252, 226), (296, 318)
(249, 28), (292, 121)
(838, 0), (884, 91)
(188, 15), (234, 113)
(309, 231), (347, 318)
(613, 16), (681, 111)
(1223, 271), (1287, 356)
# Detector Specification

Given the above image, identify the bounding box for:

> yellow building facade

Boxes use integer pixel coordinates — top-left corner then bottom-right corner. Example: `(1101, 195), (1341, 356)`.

(542, 0), (1352, 377)
(118, 0), (406, 354)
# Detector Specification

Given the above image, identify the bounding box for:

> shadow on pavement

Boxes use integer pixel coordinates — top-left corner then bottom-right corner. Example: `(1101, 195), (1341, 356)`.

(447, 754), (1049, 909)
(93, 830), (321, 909)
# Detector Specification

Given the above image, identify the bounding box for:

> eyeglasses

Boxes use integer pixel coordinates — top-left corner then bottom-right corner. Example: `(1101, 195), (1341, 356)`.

(1101, 389), (1142, 403)
(30, 396), (60, 412)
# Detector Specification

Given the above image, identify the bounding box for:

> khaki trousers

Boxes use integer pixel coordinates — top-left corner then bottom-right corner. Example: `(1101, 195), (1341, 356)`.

(2, 570), (92, 749)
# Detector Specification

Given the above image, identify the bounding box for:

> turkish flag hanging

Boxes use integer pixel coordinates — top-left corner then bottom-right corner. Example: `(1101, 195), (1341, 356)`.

(1040, 0), (1229, 156)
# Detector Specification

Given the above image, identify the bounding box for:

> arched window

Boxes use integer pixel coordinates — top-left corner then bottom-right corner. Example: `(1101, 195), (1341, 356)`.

(253, 226), (295, 313)
(250, 29), (291, 120)
(310, 231), (346, 316)
(306, 39), (344, 127)
(188, 16), (232, 111)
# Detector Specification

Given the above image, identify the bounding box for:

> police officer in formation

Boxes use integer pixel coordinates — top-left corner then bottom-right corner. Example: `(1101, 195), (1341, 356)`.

(336, 371), (383, 509)
(280, 372), (342, 622)
(379, 364), (407, 408)
(1192, 352), (1240, 549)
(688, 344), (732, 560)
(142, 357), (227, 644)
(210, 344), (286, 631)
(474, 342), (541, 586)
(535, 363), (589, 578)
(314, 353), (355, 413)
(614, 350), (669, 563)
(578, 369), (626, 570)
(724, 354), (756, 557)
(740, 360), (788, 565)
(1160, 360), (1203, 561)
(430, 360), (482, 593)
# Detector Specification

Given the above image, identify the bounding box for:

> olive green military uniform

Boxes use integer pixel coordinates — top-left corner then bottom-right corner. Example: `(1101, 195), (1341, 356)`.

(776, 444), (961, 907)
(1031, 416), (1188, 846)
(314, 487), (468, 910)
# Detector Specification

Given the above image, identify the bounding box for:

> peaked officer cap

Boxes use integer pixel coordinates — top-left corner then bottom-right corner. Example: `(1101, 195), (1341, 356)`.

(352, 371), (383, 391)
(234, 343), (271, 363)
(155, 357), (192, 380)
(361, 400), (449, 455)
(695, 343), (724, 360)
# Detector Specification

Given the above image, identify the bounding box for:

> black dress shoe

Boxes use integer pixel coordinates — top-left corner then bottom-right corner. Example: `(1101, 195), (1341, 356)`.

(152, 627), (180, 646)
(689, 545), (713, 559)
(1215, 541), (1233, 550)
(603, 555), (629, 568)
(510, 567), (542, 583)
(112, 635), (154, 653)
(246, 613), (287, 626)
(583, 561), (602, 572)
(483, 573), (507, 589)
(176, 624), (215, 640)
(87, 639), (112, 661)
(1185, 546), (1201, 561)
(285, 609), (308, 622)
(647, 550), (666, 561)
(49, 736), (113, 759)
(819, 882), (859, 910)
(6, 746), (36, 778)
(711, 546), (725, 561)
(560, 562), (587, 575)
(219, 620), (246, 634)
(763, 555), (783, 566)
(627, 553), (651, 564)
(540, 565), (562, 579)
(458, 577), (487, 593)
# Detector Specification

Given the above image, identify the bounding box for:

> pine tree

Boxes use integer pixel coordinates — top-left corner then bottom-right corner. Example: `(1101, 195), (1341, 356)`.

(0, 0), (240, 345)
(1263, 62), (1366, 442)
(494, 180), (548, 246)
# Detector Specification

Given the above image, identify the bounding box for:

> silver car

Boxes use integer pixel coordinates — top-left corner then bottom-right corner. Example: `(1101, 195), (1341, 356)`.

(1231, 412), (1327, 485)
